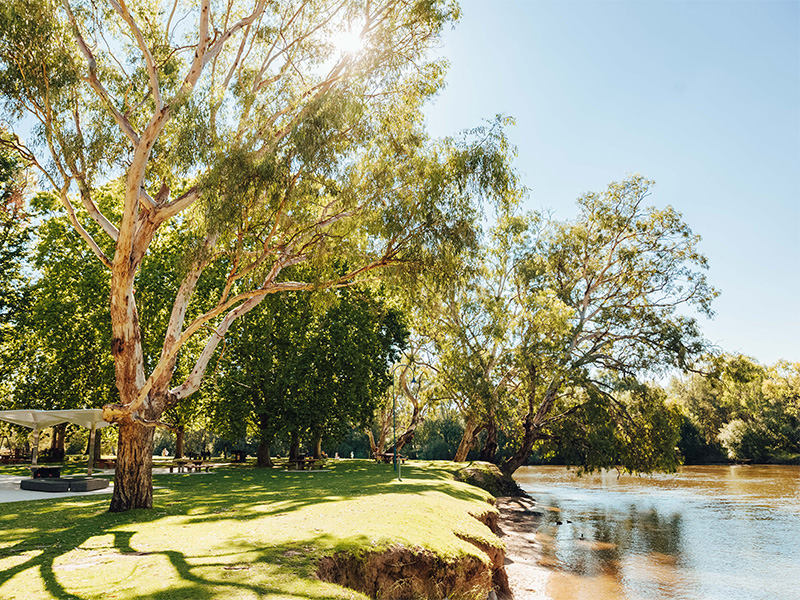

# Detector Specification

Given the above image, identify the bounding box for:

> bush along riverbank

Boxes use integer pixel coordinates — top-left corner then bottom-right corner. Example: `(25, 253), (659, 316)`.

(0, 459), (517, 600)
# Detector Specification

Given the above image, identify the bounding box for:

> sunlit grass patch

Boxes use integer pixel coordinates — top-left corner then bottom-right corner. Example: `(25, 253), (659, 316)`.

(0, 460), (500, 599)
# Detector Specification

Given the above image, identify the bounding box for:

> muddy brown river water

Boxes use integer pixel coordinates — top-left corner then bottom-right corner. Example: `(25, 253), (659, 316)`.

(512, 465), (800, 600)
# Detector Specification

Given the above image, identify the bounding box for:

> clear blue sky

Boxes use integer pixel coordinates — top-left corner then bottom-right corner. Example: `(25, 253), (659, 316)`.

(424, 0), (800, 365)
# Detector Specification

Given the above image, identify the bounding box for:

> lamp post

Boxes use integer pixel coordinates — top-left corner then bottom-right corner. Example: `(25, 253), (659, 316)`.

(391, 363), (416, 481)
(391, 364), (402, 476)
(391, 365), (423, 482)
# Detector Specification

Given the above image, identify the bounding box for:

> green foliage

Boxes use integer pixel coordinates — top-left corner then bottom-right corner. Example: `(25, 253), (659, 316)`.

(718, 419), (777, 462)
(0, 0), (81, 119)
(420, 175), (713, 475)
(6, 180), (212, 421)
(0, 0), (511, 407)
(672, 355), (800, 463)
(676, 416), (727, 464)
(411, 409), (466, 460)
(0, 145), (29, 393)
(519, 175), (715, 376)
(10, 196), (116, 410)
(412, 191), (530, 461)
(537, 381), (683, 474)
(211, 279), (408, 449)
(326, 427), (372, 459)
(502, 175), (716, 472)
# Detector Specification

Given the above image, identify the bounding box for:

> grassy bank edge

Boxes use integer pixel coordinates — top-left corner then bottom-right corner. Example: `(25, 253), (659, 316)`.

(0, 459), (506, 600)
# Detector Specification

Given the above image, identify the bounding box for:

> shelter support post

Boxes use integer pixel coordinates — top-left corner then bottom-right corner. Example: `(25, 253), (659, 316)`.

(31, 428), (39, 465)
(87, 422), (97, 476)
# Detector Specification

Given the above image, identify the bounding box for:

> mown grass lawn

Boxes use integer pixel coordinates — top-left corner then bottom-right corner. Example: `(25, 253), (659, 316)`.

(0, 460), (500, 600)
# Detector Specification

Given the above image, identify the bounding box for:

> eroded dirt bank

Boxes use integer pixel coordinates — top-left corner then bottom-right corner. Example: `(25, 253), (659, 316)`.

(316, 508), (512, 600)
(317, 543), (494, 600)
(316, 463), (545, 600)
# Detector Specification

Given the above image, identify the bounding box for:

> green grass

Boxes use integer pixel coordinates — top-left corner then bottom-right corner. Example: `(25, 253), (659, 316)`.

(0, 460), (501, 600)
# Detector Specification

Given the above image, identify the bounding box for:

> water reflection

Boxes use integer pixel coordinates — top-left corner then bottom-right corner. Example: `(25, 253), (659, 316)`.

(514, 465), (800, 600)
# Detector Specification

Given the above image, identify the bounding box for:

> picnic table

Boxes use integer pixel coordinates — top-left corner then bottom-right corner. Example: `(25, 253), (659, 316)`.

(274, 457), (326, 470)
(97, 458), (117, 469)
(375, 452), (407, 464)
(168, 459), (212, 473)
(0, 449), (29, 464)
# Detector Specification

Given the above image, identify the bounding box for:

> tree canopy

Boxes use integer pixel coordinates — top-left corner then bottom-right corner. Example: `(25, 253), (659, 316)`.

(212, 281), (407, 465)
(500, 175), (716, 475)
(672, 354), (800, 463)
(412, 175), (716, 475)
(0, 145), (29, 395)
(0, 0), (516, 511)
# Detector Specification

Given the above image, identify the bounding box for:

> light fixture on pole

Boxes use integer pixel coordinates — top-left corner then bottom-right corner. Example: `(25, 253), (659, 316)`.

(390, 363), (403, 475)
(391, 363), (417, 482)
(393, 366), (424, 482)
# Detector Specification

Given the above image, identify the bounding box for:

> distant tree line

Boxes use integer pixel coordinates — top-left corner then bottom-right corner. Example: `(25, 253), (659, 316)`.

(671, 355), (799, 464)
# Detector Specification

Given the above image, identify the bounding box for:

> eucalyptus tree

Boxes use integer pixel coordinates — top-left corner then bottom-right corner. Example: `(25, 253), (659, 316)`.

(500, 175), (716, 476)
(0, 0), (514, 511)
(672, 355), (800, 462)
(0, 145), (29, 392)
(416, 205), (532, 462)
(11, 187), (208, 455)
(389, 360), (433, 455)
(368, 351), (434, 458)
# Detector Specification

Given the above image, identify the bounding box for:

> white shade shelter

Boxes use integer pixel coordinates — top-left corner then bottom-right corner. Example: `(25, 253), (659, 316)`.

(0, 409), (111, 474)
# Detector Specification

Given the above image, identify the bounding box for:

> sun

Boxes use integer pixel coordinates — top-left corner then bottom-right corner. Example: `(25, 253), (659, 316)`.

(331, 29), (364, 56)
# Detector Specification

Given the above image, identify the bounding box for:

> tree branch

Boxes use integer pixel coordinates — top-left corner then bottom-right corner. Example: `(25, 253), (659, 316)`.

(62, 0), (141, 145)
(108, 0), (163, 111)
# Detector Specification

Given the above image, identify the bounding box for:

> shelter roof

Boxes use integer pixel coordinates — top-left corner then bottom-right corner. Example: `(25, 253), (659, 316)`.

(0, 409), (111, 430)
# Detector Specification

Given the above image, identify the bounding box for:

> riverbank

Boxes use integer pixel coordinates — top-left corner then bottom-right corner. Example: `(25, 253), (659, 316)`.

(495, 496), (549, 600)
(0, 460), (512, 600)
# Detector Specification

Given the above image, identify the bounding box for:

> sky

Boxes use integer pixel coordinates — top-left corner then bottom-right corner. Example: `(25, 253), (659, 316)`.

(423, 0), (800, 366)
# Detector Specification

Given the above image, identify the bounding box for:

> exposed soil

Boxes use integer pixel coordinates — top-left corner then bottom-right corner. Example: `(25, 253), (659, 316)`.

(467, 509), (512, 599)
(316, 473), (548, 600)
(316, 544), (494, 600)
(316, 507), (512, 600)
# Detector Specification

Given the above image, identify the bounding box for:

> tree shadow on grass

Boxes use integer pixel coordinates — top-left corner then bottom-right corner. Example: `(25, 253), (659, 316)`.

(0, 460), (487, 599)
(0, 500), (364, 600)
(118, 532), (365, 600)
(0, 499), (165, 599)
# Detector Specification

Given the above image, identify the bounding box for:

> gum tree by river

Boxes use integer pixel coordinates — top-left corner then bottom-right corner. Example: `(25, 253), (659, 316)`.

(421, 176), (717, 475)
(502, 176), (717, 476)
(0, 0), (515, 511)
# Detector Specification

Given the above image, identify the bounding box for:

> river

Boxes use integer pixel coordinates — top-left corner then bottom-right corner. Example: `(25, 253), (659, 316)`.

(512, 465), (800, 600)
